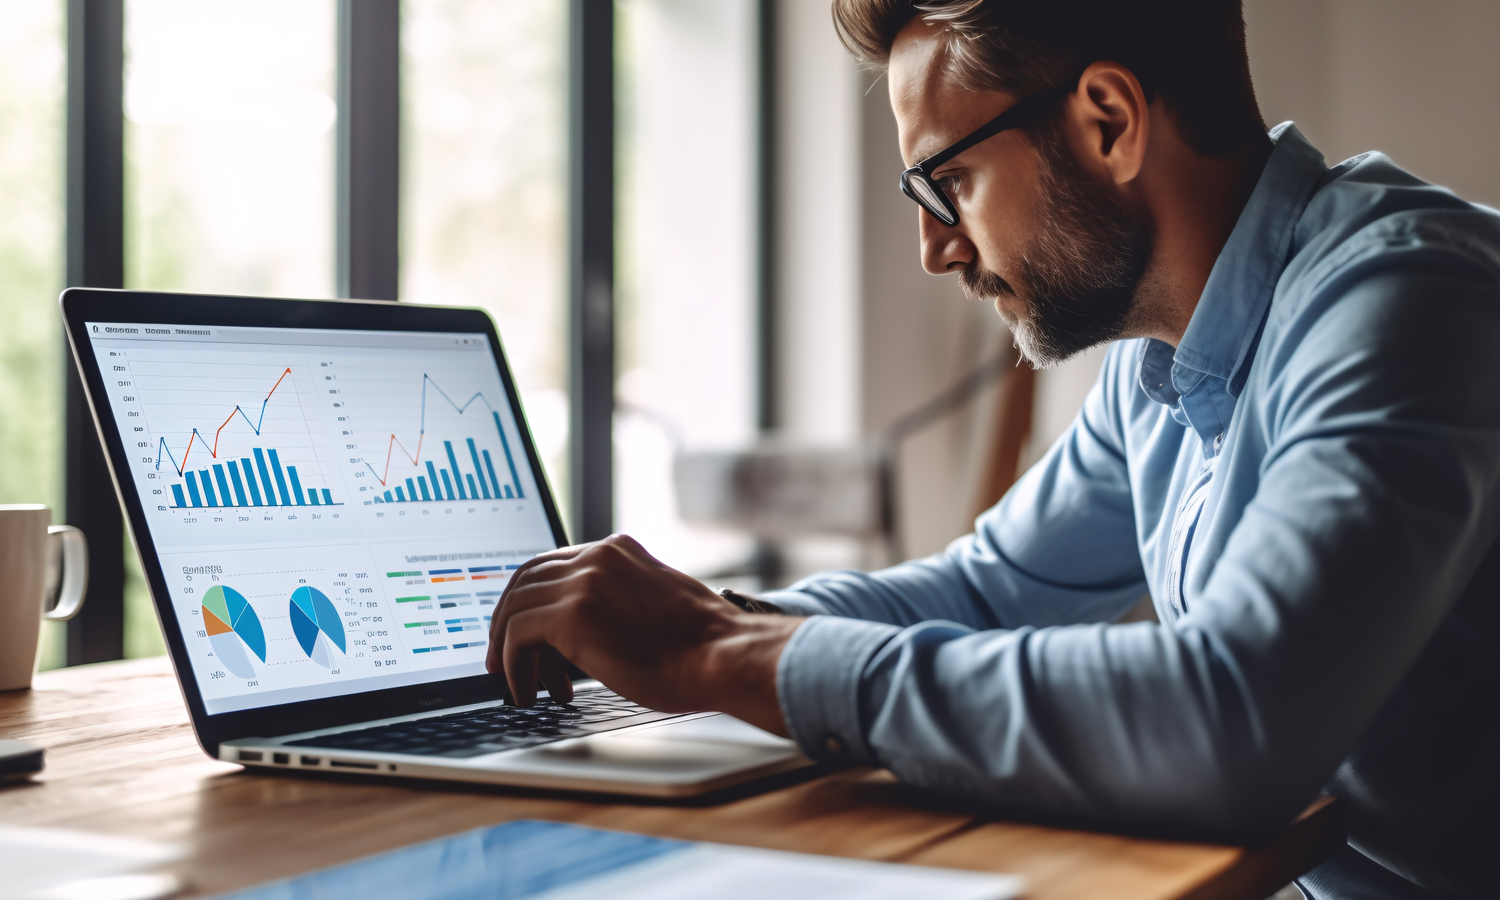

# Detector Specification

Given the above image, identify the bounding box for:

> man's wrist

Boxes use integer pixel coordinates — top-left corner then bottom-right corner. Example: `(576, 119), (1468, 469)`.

(695, 613), (804, 737)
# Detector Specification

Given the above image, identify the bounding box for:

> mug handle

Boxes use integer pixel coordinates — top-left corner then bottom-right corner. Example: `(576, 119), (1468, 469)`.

(43, 525), (89, 622)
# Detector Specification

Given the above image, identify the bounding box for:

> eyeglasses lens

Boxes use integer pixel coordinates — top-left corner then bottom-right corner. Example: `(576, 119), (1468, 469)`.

(906, 174), (956, 226)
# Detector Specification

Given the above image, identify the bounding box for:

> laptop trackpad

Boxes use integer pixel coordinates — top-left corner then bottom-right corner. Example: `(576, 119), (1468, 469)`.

(492, 715), (804, 780)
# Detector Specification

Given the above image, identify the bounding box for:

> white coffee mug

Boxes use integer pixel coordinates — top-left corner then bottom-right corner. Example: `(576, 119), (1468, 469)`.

(0, 505), (88, 690)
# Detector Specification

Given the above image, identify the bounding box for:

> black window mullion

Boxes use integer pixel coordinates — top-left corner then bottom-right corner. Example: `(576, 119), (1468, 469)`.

(749, 0), (785, 586)
(568, 0), (615, 544)
(64, 0), (126, 665)
(756, 0), (778, 435)
(337, 0), (400, 302)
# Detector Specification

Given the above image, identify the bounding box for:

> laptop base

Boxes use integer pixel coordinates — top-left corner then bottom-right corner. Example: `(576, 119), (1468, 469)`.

(223, 709), (814, 798)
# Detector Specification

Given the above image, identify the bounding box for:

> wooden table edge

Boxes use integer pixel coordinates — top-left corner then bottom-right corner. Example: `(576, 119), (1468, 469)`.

(1175, 796), (1344, 900)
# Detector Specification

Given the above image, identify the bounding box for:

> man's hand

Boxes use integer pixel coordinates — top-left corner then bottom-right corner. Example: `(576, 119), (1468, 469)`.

(485, 535), (804, 736)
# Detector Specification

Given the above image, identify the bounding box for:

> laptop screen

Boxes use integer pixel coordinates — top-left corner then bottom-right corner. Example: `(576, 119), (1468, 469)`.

(84, 321), (560, 715)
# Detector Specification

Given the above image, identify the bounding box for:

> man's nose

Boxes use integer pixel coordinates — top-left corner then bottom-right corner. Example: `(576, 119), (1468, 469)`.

(919, 211), (975, 275)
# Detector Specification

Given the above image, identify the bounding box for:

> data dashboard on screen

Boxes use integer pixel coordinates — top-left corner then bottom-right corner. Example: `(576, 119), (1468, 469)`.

(85, 322), (560, 715)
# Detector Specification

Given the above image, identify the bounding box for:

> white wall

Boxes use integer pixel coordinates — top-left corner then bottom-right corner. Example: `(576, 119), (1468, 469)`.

(773, 0), (862, 448)
(1246, 0), (1500, 208)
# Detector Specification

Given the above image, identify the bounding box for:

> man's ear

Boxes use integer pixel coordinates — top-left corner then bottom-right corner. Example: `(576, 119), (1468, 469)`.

(1060, 61), (1150, 187)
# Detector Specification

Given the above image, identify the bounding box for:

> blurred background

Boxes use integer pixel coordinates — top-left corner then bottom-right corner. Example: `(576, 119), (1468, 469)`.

(3, 0), (1497, 671)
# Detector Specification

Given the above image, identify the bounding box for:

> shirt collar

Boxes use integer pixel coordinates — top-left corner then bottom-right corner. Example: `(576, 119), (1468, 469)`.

(1138, 123), (1329, 447)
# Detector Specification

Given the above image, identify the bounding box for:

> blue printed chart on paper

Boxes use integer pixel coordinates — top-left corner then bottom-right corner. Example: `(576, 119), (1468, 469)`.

(85, 322), (560, 715)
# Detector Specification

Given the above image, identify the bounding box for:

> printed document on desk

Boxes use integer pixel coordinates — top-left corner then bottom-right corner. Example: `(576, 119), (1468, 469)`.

(0, 825), (182, 900)
(217, 819), (1022, 900)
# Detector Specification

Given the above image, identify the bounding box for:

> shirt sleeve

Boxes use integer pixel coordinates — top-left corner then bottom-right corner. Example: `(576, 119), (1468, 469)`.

(774, 266), (1500, 842)
(764, 341), (1149, 629)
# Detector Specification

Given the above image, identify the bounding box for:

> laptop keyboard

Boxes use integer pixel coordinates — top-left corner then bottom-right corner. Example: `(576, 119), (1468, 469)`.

(284, 690), (677, 759)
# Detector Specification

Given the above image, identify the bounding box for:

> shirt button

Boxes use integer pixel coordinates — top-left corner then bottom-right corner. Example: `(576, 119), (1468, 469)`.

(823, 735), (844, 757)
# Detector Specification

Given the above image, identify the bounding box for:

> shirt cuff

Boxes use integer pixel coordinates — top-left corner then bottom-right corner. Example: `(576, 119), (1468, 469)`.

(758, 590), (831, 617)
(776, 615), (901, 766)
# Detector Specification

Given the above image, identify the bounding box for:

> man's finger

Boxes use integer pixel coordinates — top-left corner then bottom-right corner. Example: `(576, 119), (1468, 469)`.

(483, 555), (594, 675)
(487, 565), (596, 672)
(491, 547), (593, 622)
(538, 646), (574, 704)
(503, 542), (593, 589)
(502, 644), (539, 707)
(598, 532), (660, 566)
(493, 542), (590, 605)
(502, 607), (556, 707)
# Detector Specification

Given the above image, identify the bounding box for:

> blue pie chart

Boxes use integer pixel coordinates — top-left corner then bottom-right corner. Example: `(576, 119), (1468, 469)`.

(289, 586), (346, 668)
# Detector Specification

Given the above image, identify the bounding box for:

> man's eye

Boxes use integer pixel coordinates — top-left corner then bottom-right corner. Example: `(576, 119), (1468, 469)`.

(937, 175), (961, 200)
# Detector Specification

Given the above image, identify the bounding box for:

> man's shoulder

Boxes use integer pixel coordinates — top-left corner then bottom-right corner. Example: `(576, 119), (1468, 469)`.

(1281, 152), (1500, 307)
(1249, 153), (1500, 413)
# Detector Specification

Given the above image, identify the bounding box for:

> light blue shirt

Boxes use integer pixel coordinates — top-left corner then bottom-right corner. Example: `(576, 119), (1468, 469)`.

(767, 124), (1500, 900)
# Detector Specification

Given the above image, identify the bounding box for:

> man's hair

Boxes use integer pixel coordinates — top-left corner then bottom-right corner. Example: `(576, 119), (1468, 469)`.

(831, 0), (1266, 157)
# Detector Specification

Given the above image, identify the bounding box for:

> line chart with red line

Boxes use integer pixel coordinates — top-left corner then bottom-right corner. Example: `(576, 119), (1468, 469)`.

(132, 361), (344, 510)
(153, 366), (293, 475)
(337, 372), (528, 507)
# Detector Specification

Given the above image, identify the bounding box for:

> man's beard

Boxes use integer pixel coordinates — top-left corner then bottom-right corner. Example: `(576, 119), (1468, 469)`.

(960, 128), (1154, 368)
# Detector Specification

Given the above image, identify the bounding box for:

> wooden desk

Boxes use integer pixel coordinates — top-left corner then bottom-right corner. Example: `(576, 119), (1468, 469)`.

(0, 658), (1341, 899)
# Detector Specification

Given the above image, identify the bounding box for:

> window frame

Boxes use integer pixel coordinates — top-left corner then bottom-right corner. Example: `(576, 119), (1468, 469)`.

(64, 0), (775, 661)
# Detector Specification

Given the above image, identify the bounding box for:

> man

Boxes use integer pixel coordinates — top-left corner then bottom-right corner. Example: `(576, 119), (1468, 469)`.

(487, 2), (1499, 897)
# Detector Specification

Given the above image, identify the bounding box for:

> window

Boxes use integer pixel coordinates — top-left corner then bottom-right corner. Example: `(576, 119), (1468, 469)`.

(124, 0), (337, 298)
(0, 0), (67, 669)
(614, 0), (760, 575)
(45, 1), (755, 665)
(401, 0), (570, 525)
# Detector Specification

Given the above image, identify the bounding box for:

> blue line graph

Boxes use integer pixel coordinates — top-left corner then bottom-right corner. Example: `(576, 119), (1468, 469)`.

(363, 375), (525, 506)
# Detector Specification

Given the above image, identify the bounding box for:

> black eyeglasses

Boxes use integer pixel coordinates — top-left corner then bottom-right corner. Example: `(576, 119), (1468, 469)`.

(899, 86), (1069, 227)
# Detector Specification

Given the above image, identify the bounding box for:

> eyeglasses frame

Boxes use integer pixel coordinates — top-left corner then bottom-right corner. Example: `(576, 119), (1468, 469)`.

(899, 86), (1071, 227)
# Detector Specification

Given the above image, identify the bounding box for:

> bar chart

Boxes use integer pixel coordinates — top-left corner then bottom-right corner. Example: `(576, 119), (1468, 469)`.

(371, 413), (523, 505)
(170, 446), (341, 509)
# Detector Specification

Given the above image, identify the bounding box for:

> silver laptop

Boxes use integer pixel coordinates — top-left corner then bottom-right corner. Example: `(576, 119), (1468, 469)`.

(62, 288), (812, 797)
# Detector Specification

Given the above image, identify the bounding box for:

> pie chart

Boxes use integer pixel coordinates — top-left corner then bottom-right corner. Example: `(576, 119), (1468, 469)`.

(202, 585), (267, 679)
(289, 585), (346, 668)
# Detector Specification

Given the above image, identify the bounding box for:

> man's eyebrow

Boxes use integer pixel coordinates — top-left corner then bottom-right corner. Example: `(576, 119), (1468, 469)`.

(911, 122), (982, 166)
(910, 138), (956, 166)
(910, 144), (943, 165)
